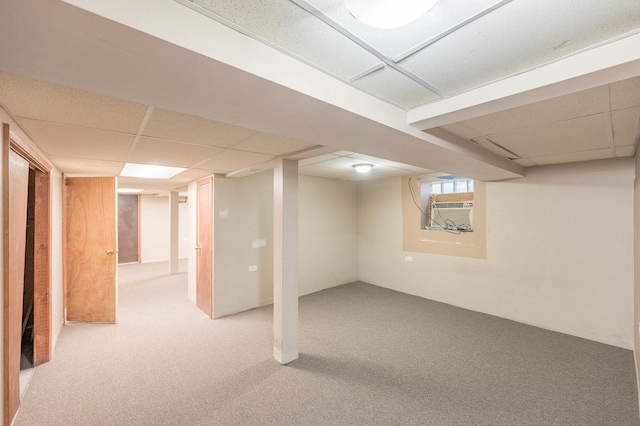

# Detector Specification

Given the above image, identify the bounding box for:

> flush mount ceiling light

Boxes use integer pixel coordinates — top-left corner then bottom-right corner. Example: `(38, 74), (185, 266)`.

(352, 163), (374, 173)
(120, 163), (186, 180)
(346, 0), (437, 29)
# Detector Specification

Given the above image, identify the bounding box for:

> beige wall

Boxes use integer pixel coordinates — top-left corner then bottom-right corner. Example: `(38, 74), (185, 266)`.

(50, 169), (64, 352)
(299, 176), (359, 296)
(139, 194), (188, 263)
(186, 172), (360, 315)
(359, 158), (634, 349)
(634, 152), (640, 397)
(213, 171), (274, 317)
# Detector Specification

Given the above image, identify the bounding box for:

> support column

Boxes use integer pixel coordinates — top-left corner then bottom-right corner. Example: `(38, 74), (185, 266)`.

(169, 191), (179, 275)
(273, 158), (298, 364)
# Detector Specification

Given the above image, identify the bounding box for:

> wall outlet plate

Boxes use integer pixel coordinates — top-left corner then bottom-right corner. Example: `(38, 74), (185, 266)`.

(249, 265), (258, 272)
(405, 256), (413, 262)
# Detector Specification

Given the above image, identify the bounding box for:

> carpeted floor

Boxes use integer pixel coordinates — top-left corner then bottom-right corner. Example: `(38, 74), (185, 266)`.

(13, 261), (640, 425)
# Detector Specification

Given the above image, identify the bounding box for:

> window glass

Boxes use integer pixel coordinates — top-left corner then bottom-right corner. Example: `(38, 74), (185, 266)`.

(455, 180), (468, 193)
(442, 181), (454, 193)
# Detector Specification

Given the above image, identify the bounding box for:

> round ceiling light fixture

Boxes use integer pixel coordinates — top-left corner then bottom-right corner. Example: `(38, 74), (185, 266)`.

(352, 163), (374, 173)
(345, 0), (437, 29)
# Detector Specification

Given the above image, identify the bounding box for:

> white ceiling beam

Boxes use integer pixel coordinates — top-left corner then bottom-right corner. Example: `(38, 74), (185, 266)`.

(408, 33), (640, 130)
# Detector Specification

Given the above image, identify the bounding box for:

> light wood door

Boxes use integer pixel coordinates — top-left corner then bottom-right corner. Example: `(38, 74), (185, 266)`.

(4, 149), (29, 425)
(117, 194), (139, 264)
(196, 178), (212, 317)
(64, 177), (117, 323)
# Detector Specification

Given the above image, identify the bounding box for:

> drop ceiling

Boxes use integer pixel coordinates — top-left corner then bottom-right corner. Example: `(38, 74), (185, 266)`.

(0, 0), (639, 192)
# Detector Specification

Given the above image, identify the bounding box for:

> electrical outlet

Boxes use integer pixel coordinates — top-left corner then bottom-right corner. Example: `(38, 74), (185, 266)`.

(249, 265), (258, 272)
(405, 256), (413, 262)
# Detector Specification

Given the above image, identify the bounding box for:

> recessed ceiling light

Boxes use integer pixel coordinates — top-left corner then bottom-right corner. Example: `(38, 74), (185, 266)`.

(353, 163), (374, 173)
(117, 188), (143, 194)
(120, 163), (186, 179)
(346, 0), (437, 29)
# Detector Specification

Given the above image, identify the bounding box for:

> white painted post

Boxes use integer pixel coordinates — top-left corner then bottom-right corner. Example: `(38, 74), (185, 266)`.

(169, 191), (179, 275)
(273, 158), (299, 364)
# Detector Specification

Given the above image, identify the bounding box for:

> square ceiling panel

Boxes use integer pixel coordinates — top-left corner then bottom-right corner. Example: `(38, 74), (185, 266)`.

(17, 118), (134, 161)
(489, 114), (608, 158)
(143, 108), (257, 148)
(128, 137), (223, 168)
(196, 149), (273, 172)
(188, 0), (381, 81)
(400, 0), (640, 95)
(351, 66), (441, 109)
(0, 72), (147, 133)
(49, 156), (125, 176)
(303, 0), (502, 60)
(298, 164), (352, 179)
(615, 145), (636, 157)
(529, 148), (612, 166)
(231, 132), (315, 155)
(611, 107), (640, 147)
(609, 76), (640, 111)
(169, 168), (213, 183)
(458, 87), (604, 136)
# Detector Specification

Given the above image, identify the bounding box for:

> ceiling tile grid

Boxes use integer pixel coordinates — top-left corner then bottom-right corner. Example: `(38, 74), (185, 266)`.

(142, 108), (257, 148)
(611, 107), (640, 147)
(196, 148), (274, 172)
(489, 114), (608, 159)
(230, 132), (315, 155)
(302, 0), (504, 59)
(16, 118), (134, 162)
(0, 72), (147, 133)
(351, 66), (441, 109)
(127, 136), (224, 168)
(192, 0), (381, 80)
(398, 0), (640, 96)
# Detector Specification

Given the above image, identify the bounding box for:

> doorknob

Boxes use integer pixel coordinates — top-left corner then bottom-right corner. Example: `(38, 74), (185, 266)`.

(105, 249), (114, 255)
(195, 246), (202, 250)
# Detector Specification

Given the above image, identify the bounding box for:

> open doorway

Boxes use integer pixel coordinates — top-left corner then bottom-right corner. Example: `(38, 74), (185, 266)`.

(20, 168), (36, 370)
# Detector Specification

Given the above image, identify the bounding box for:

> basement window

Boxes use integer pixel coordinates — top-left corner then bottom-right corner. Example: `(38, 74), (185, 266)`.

(420, 178), (474, 232)
(402, 175), (486, 259)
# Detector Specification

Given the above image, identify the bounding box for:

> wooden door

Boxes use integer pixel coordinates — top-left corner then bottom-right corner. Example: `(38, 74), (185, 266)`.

(4, 149), (29, 424)
(117, 194), (139, 264)
(64, 177), (118, 323)
(196, 177), (212, 317)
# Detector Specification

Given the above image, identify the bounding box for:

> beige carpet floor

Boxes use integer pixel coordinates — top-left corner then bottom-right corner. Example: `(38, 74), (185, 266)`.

(13, 261), (640, 425)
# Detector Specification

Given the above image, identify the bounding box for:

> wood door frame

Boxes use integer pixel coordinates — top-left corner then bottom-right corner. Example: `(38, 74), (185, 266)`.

(3, 123), (52, 425)
(195, 176), (213, 318)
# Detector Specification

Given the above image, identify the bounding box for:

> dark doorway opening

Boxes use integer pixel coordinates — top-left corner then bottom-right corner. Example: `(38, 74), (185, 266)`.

(20, 167), (36, 370)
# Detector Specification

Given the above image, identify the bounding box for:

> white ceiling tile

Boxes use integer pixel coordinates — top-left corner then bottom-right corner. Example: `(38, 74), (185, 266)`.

(230, 132), (315, 155)
(528, 148), (613, 166)
(170, 168), (213, 183)
(299, 154), (339, 166)
(440, 123), (484, 140)
(615, 145), (636, 157)
(196, 0), (380, 80)
(0, 72), (146, 133)
(347, 153), (433, 173)
(298, 164), (351, 179)
(128, 137), (223, 168)
(490, 115), (608, 158)
(117, 176), (184, 191)
(471, 137), (520, 159)
(143, 108), (257, 148)
(305, 0), (501, 59)
(611, 107), (640, 147)
(511, 158), (536, 167)
(332, 150), (356, 156)
(461, 87), (604, 135)
(17, 118), (134, 161)
(352, 66), (441, 109)
(314, 156), (365, 170)
(196, 149), (273, 173)
(49, 156), (124, 175)
(610, 76), (640, 111)
(400, 0), (640, 95)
